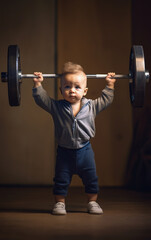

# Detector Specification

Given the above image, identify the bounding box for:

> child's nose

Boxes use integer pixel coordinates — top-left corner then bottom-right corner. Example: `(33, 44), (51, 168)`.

(70, 87), (75, 93)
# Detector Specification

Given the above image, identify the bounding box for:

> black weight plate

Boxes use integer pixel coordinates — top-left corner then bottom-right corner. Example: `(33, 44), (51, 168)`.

(129, 45), (146, 108)
(7, 45), (21, 106)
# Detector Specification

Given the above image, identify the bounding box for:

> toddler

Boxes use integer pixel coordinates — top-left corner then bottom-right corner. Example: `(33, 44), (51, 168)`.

(32, 62), (116, 215)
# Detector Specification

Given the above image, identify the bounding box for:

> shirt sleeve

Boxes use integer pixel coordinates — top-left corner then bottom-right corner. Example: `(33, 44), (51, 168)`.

(92, 86), (114, 116)
(32, 85), (53, 114)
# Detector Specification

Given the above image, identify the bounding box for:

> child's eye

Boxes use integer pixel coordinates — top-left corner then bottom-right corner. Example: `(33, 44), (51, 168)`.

(75, 86), (80, 89)
(65, 86), (70, 89)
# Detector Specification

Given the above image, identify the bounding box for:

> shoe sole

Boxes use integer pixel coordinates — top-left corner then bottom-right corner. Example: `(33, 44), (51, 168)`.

(52, 211), (67, 215)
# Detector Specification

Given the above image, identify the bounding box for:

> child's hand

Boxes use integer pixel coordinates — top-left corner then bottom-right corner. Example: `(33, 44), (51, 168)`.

(106, 72), (116, 89)
(33, 72), (43, 88)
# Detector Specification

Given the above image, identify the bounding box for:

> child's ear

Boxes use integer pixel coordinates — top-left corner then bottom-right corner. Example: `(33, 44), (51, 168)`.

(83, 88), (88, 96)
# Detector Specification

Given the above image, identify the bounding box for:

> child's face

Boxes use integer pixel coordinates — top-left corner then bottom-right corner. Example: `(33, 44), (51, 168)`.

(60, 72), (88, 104)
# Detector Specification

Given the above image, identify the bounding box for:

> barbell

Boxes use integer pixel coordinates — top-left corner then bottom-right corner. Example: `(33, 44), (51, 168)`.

(1, 45), (150, 107)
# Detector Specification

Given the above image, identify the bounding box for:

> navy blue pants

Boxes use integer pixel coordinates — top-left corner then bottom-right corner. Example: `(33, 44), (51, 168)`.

(53, 142), (99, 196)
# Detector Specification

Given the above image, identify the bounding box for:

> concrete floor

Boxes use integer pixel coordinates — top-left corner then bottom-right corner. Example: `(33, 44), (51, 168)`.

(0, 187), (151, 240)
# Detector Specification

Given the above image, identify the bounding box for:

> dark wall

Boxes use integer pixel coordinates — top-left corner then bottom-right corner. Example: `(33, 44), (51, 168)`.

(0, 0), (56, 185)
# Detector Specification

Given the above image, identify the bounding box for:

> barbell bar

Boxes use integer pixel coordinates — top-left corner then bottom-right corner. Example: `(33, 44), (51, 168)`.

(21, 73), (149, 80)
(1, 45), (150, 107)
(21, 73), (130, 79)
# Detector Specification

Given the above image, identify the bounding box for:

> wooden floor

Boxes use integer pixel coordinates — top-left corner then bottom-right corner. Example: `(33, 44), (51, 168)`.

(0, 186), (151, 240)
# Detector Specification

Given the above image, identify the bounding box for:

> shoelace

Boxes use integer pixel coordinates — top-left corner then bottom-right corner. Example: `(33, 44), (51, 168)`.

(89, 202), (100, 209)
(55, 202), (65, 208)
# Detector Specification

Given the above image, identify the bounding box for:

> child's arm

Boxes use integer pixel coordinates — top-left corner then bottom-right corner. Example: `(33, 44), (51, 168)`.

(33, 72), (43, 88)
(92, 72), (116, 115)
(32, 72), (53, 114)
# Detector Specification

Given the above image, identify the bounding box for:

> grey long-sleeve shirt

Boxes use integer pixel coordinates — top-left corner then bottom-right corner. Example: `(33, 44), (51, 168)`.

(32, 85), (114, 149)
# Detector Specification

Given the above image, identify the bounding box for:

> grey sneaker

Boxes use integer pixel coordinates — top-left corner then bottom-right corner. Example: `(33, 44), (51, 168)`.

(52, 202), (67, 215)
(87, 201), (103, 214)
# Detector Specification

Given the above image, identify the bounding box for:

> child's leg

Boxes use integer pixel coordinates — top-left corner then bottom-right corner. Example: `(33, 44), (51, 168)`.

(76, 143), (103, 214)
(53, 146), (73, 202)
(78, 143), (100, 197)
(87, 193), (98, 202)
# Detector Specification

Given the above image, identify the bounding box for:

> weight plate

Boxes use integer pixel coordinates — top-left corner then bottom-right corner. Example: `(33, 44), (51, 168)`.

(129, 45), (146, 107)
(7, 45), (21, 106)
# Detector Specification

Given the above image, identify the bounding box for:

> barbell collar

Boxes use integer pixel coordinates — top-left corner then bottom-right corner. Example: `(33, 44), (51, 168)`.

(145, 71), (150, 83)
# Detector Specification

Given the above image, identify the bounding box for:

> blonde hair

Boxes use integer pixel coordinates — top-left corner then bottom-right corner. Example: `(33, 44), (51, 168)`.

(62, 61), (84, 74)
